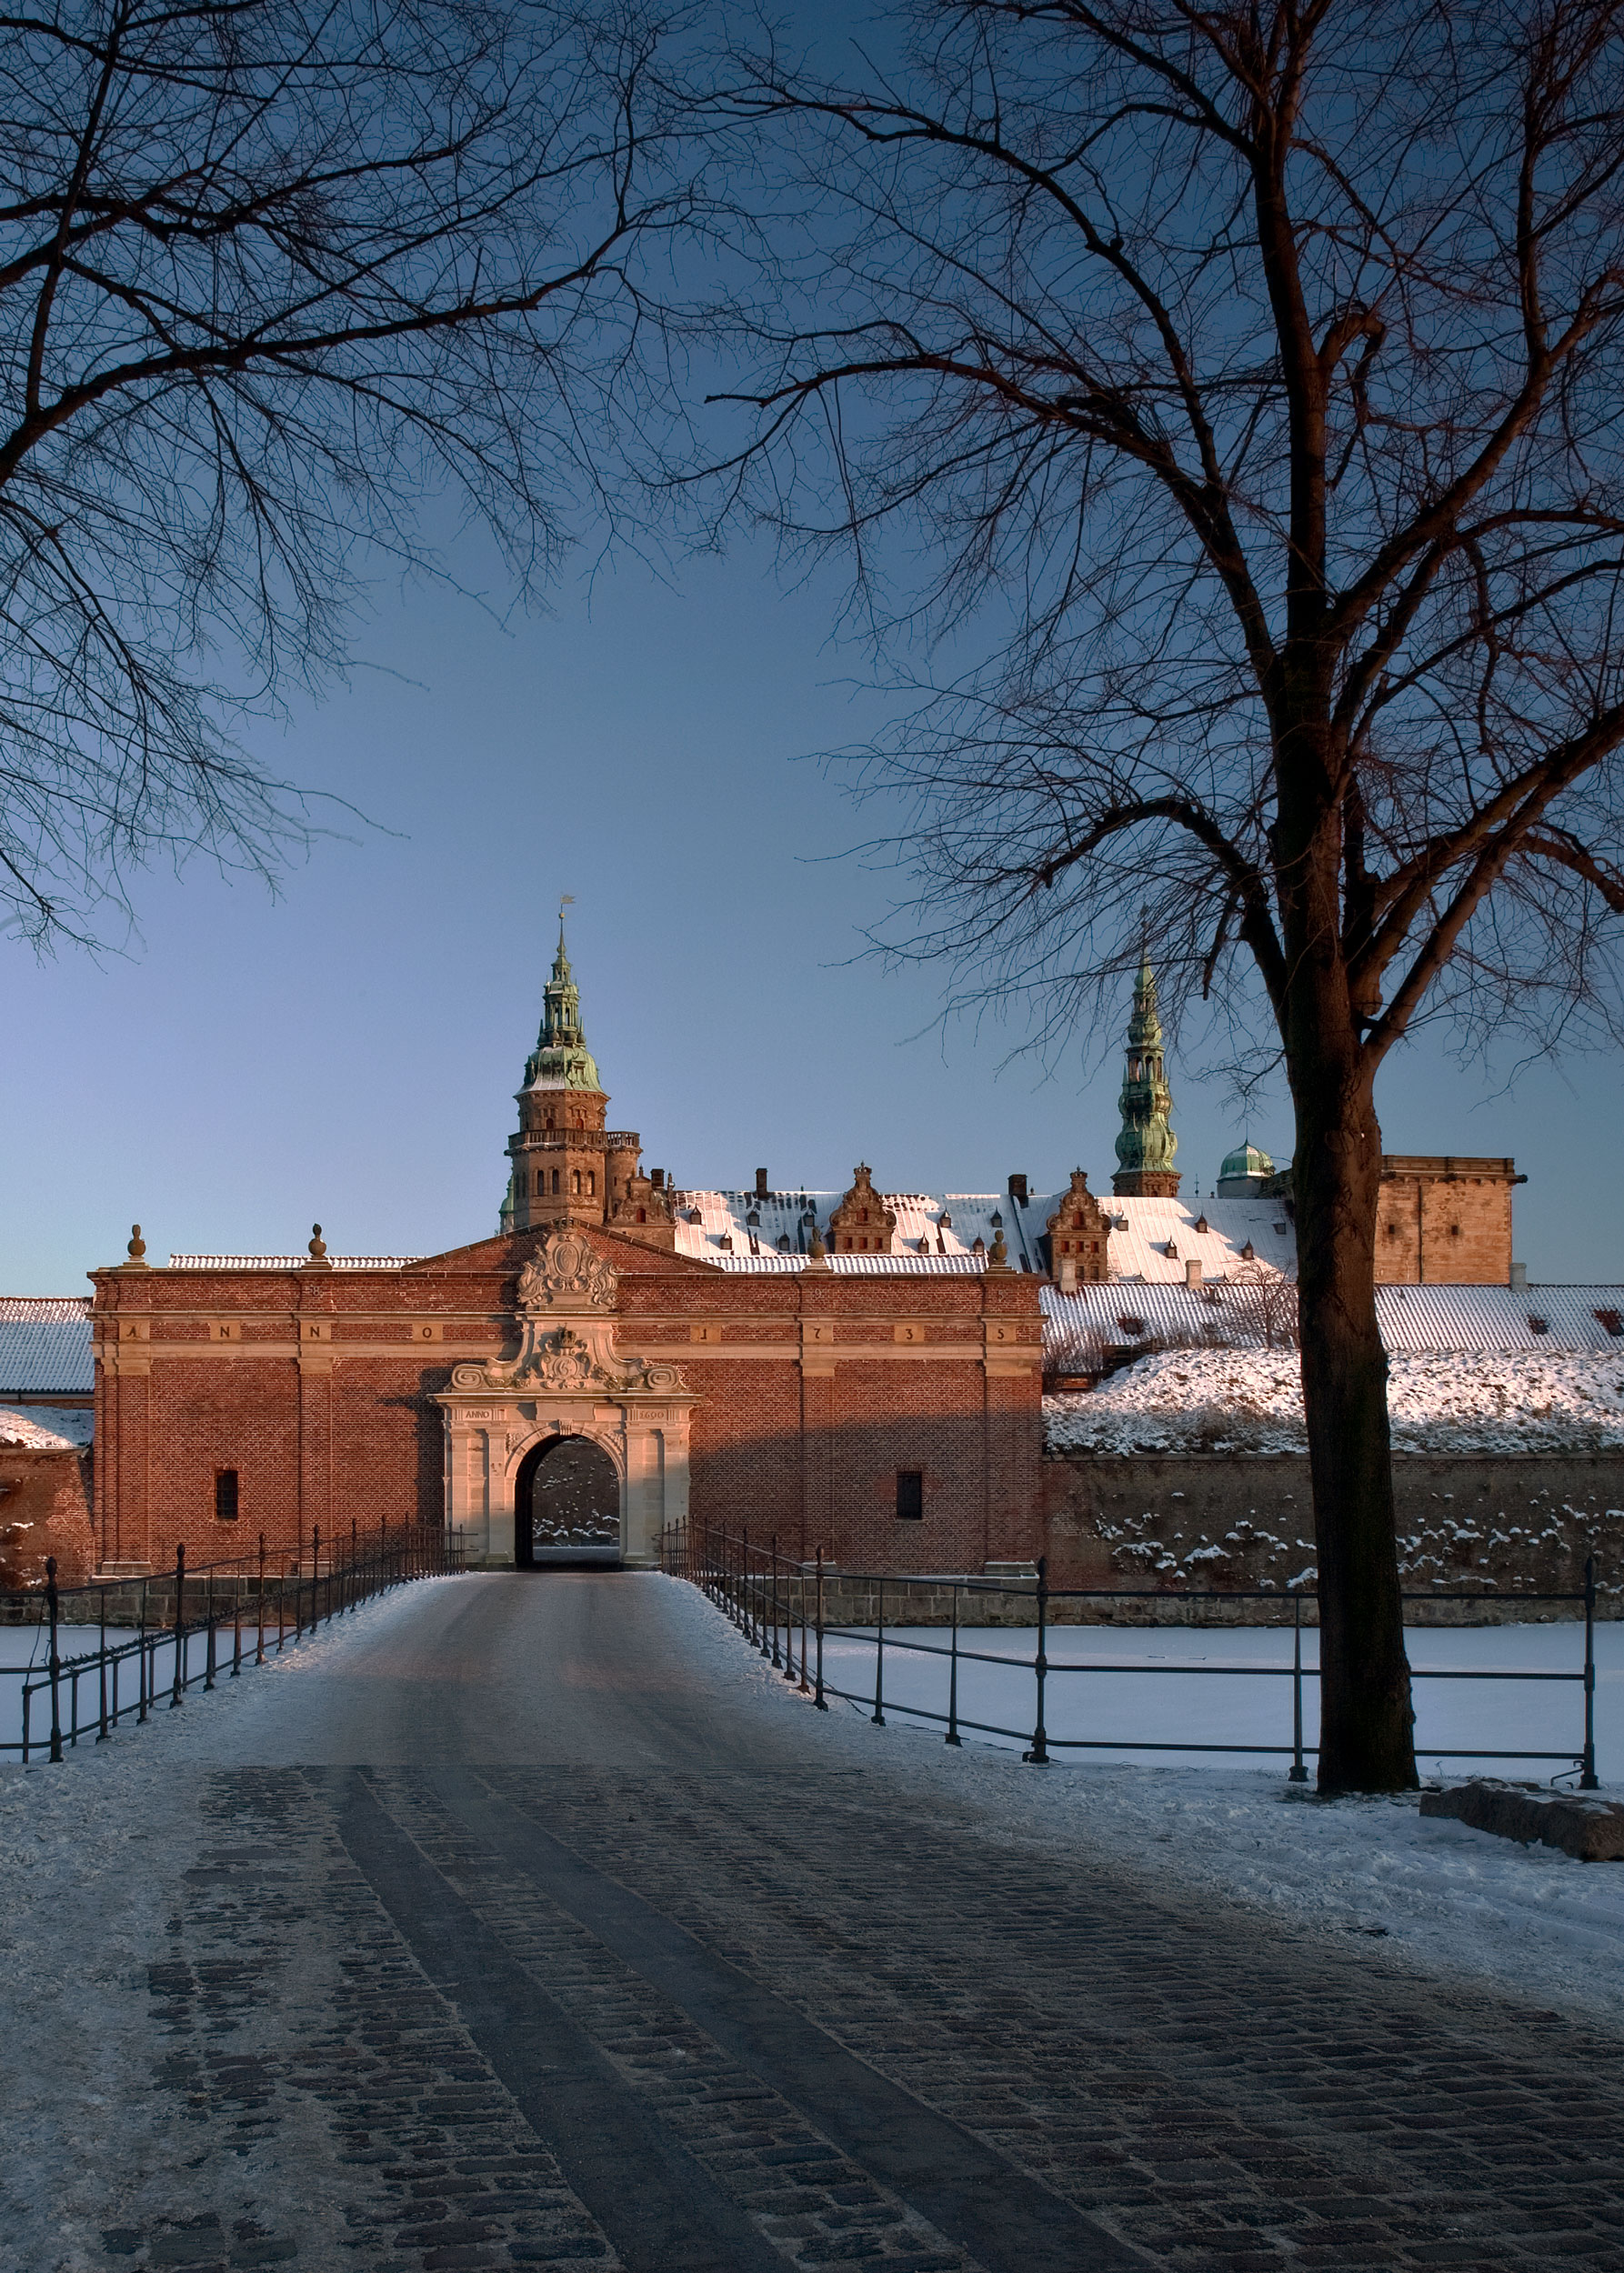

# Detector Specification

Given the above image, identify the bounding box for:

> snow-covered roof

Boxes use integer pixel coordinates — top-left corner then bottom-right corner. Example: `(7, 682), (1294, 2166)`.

(1042, 1281), (1624, 1356)
(1047, 1346), (1624, 1456)
(165, 1253), (424, 1271)
(707, 1251), (987, 1275)
(0, 1403), (94, 1451)
(0, 1301), (93, 1396)
(671, 1187), (1294, 1277)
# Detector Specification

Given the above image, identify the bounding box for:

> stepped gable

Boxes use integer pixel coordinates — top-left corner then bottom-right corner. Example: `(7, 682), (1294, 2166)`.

(1045, 1171), (1110, 1288)
(827, 1164), (899, 1256)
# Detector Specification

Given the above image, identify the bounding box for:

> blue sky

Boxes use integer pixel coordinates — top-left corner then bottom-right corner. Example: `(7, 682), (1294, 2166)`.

(4, 515), (1616, 1295)
(4, 0), (1618, 1294)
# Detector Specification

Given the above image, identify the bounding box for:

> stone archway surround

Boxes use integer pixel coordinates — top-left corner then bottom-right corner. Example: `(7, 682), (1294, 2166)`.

(433, 1231), (694, 1569)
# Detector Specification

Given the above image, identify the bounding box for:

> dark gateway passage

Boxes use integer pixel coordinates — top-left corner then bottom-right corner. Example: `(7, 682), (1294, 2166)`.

(515, 1434), (621, 1566)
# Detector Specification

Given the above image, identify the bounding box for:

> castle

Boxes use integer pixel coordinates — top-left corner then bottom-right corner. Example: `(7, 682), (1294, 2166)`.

(43, 924), (1544, 1580)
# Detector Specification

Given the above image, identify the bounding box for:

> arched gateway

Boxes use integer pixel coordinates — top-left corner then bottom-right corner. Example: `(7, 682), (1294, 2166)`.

(515, 1434), (621, 1566)
(434, 1229), (694, 1569)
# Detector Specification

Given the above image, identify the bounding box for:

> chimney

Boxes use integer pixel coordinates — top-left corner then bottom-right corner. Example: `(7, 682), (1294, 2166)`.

(650, 1168), (665, 1190)
(1509, 1260), (1528, 1292)
(1007, 1173), (1028, 1207)
(755, 1167), (768, 1199)
(1185, 1258), (1203, 1288)
(1058, 1257), (1078, 1293)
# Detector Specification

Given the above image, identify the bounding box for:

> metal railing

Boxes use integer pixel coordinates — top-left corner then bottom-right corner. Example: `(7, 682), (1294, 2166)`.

(661, 1520), (1602, 1788)
(2, 1519), (460, 1764)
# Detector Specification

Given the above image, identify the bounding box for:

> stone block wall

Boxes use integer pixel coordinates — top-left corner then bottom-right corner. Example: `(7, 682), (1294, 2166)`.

(1039, 1450), (1624, 1622)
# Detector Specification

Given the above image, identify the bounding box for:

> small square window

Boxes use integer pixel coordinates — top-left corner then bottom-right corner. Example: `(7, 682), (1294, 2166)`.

(895, 1469), (924, 1521)
(215, 1468), (239, 1523)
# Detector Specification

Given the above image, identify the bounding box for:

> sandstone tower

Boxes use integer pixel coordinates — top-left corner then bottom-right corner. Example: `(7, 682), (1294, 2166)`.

(500, 920), (675, 1249)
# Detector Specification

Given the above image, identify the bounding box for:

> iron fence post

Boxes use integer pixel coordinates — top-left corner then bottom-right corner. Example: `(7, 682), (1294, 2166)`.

(97, 1581), (110, 1740)
(815, 1546), (827, 1709)
(311, 1526), (321, 1637)
(170, 1542), (185, 1707)
(351, 1517), (358, 1611)
(872, 1577), (886, 1727)
(798, 1556), (811, 1695)
(204, 1569), (216, 1691)
(772, 1536), (785, 1672)
(1581, 1553), (1599, 1789)
(742, 1526), (750, 1643)
(46, 1556), (63, 1763)
(1023, 1557), (1050, 1766)
(137, 1576), (148, 1723)
(1289, 1592), (1308, 1782)
(231, 1557), (243, 1676)
(946, 1581), (961, 1746)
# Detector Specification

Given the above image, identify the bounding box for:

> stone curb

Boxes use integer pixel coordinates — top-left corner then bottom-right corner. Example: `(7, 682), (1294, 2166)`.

(1419, 1777), (1624, 1859)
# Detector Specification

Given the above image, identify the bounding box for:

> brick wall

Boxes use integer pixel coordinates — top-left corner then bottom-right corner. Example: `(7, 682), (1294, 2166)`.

(89, 1235), (1046, 1577)
(0, 1445), (95, 1587)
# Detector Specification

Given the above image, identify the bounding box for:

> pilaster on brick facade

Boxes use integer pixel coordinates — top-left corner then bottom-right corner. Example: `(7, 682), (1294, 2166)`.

(1045, 1169), (1109, 1287)
(827, 1164), (897, 1254)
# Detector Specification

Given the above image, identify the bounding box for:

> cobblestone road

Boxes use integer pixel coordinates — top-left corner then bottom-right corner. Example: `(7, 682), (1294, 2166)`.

(5, 1574), (1620, 2272)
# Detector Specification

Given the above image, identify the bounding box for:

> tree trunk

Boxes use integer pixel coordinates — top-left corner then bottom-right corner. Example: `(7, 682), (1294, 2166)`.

(1288, 1045), (1418, 1793)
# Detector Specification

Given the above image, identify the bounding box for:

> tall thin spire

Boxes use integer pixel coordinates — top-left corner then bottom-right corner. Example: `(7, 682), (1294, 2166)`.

(523, 905), (601, 1092)
(1112, 951), (1180, 1197)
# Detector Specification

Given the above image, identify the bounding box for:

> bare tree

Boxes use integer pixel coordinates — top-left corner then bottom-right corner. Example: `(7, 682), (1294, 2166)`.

(0, 0), (708, 944)
(1224, 1264), (1300, 1354)
(711, 0), (1624, 1787)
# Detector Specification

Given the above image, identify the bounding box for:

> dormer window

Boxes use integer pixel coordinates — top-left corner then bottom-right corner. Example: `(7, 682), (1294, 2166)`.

(746, 1207), (760, 1227)
(1195, 1215), (1208, 1234)
(1529, 1314), (1548, 1335)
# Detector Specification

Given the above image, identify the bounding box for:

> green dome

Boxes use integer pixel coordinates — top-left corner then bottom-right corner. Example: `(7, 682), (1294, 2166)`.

(1219, 1141), (1274, 1182)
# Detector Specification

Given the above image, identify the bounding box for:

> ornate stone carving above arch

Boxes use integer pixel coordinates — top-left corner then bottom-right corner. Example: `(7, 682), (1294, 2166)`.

(433, 1226), (695, 1568)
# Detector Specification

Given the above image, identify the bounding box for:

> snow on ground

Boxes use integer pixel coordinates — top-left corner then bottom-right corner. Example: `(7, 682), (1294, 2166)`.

(0, 1403), (94, 1449)
(1047, 1345), (1624, 1454)
(3, 1567), (1621, 2125)
(666, 1579), (1624, 2036)
(813, 1620), (1619, 1778)
(0, 1579), (464, 2273)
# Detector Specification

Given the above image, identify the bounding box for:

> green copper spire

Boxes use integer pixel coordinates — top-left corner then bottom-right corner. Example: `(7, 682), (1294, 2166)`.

(522, 911), (603, 1092)
(1112, 949), (1179, 1193)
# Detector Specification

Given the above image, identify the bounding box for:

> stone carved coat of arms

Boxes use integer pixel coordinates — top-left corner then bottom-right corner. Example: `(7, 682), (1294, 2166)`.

(450, 1227), (686, 1400)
